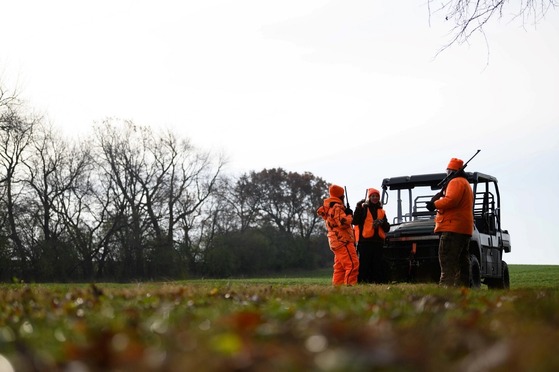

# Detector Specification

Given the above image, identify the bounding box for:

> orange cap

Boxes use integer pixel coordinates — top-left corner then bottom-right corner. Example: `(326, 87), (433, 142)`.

(329, 184), (344, 198)
(447, 158), (464, 171)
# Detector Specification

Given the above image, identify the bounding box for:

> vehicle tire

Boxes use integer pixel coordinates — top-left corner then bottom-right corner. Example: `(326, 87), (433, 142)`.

(486, 261), (510, 290)
(502, 261), (510, 289)
(499, 261), (510, 289)
(469, 255), (481, 289)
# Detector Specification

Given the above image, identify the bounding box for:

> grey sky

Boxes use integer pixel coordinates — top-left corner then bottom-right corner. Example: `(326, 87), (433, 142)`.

(2, 1), (558, 264)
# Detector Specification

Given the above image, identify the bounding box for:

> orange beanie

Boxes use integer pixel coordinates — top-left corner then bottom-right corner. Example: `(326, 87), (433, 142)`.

(367, 188), (380, 198)
(329, 184), (345, 198)
(447, 158), (464, 171)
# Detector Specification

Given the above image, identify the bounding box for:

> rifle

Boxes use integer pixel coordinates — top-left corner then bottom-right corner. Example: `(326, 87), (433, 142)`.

(344, 186), (350, 208)
(362, 189), (369, 207)
(437, 149), (481, 189)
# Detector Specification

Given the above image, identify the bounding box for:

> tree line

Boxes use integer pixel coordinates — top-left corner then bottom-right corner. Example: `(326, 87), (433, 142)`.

(0, 93), (330, 282)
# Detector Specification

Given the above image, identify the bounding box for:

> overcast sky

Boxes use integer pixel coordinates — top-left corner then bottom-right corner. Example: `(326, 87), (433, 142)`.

(2, 1), (559, 265)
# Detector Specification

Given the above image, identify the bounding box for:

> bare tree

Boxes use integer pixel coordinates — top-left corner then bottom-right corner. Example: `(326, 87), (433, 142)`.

(134, 126), (224, 275)
(0, 111), (36, 277)
(0, 82), (19, 116)
(47, 135), (104, 279)
(22, 123), (92, 279)
(171, 137), (225, 274)
(93, 120), (149, 278)
(429, 0), (558, 50)
(92, 119), (225, 278)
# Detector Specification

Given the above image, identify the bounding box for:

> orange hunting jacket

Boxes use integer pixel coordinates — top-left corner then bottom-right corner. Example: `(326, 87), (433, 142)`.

(434, 176), (474, 236)
(317, 197), (355, 249)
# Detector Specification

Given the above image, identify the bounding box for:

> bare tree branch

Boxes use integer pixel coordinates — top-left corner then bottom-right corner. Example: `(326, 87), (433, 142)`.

(429, 0), (558, 52)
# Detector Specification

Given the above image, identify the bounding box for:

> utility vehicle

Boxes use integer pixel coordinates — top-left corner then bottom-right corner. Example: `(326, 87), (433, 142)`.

(380, 172), (511, 289)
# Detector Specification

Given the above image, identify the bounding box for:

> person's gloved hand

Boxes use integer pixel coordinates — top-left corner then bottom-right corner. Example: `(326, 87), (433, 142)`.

(373, 219), (382, 227)
(345, 208), (353, 216)
(425, 201), (436, 212)
(355, 199), (366, 209)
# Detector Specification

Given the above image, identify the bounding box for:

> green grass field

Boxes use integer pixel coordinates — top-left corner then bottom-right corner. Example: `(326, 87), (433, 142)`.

(508, 264), (559, 288)
(204, 264), (559, 288)
(0, 265), (557, 371)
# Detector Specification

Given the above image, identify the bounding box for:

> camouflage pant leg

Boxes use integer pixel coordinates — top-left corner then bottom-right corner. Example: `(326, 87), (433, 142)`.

(459, 241), (471, 287)
(438, 232), (471, 287)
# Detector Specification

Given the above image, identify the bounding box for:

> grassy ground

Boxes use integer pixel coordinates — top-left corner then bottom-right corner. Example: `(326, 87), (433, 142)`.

(213, 264), (559, 288)
(508, 264), (559, 288)
(0, 265), (557, 371)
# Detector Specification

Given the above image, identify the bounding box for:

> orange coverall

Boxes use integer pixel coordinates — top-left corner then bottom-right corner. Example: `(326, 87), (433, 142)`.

(317, 196), (359, 285)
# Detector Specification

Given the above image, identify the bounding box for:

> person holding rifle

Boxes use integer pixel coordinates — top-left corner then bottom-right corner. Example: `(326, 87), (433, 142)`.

(426, 158), (474, 287)
(317, 184), (359, 286)
(352, 188), (390, 283)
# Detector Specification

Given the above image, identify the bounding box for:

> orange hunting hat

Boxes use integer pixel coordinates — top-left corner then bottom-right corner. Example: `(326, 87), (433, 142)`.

(447, 158), (464, 171)
(367, 188), (380, 198)
(329, 184), (344, 198)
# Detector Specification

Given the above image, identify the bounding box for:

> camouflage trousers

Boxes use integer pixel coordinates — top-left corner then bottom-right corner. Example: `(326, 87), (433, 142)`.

(438, 232), (471, 287)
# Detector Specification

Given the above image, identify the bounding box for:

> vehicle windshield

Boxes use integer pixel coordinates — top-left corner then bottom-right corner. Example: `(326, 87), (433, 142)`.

(381, 172), (502, 234)
(381, 183), (439, 225)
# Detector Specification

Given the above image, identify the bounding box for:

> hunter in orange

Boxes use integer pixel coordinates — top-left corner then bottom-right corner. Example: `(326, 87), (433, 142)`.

(426, 157), (474, 287)
(317, 184), (359, 286)
(352, 187), (390, 283)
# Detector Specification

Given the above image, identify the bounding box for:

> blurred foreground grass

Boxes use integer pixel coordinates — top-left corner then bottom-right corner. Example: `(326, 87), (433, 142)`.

(0, 264), (557, 371)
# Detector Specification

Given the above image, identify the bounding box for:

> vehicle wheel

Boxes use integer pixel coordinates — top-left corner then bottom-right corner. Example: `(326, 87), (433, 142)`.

(502, 261), (510, 289)
(486, 261), (510, 290)
(469, 255), (481, 289)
